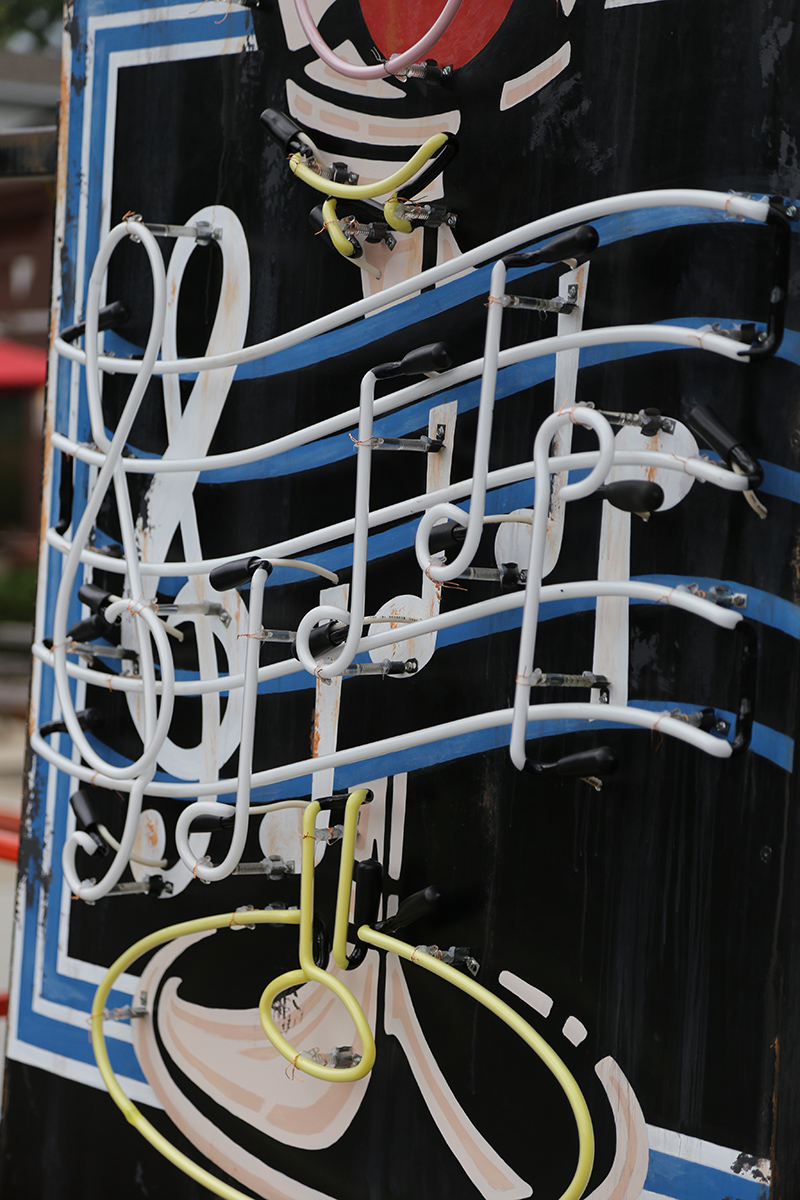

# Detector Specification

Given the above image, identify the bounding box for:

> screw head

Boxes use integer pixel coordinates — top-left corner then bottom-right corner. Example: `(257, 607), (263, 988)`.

(791, 430), (800, 453)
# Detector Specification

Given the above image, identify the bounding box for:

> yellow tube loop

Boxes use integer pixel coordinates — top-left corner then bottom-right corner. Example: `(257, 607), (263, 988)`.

(332, 788), (371, 969)
(92, 790), (592, 1199)
(290, 132), (449, 200)
(358, 927), (595, 1200)
(383, 197), (414, 235)
(321, 197), (356, 258)
(91, 908), (301, 1200)
(257, 800), (376, 1081)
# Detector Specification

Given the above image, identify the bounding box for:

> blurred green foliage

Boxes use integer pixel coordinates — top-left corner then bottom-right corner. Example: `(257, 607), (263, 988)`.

(0, 0), (62, 49)
(0, 566), (36, 623)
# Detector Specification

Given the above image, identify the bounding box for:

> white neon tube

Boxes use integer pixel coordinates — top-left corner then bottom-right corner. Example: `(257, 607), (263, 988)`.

(62, 773), (152, 902)
(294, 369), (378, 678)
(32, 696), (734, 814)
(50, 221), (174, 782)
(175, 564), (269, 883)
(47, 323), (758, 583)
(32, 575), (742, 704)
(52, 190), (770, 379)
(414, 321), (750, 582)
(510, 409), (616, 771)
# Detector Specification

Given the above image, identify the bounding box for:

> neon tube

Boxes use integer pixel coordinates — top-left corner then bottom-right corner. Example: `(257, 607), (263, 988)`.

(175, 565), (271, 883)
(359, 928), (594, 1200)
(47, 323), (758, 583)
(52, 191), (770, 379)
(32, 575), (741, 713)
(33, 695), (735, 811)
(294, 368), (381, 678)
(291, 0), (463, 80)
(93, 786), (591, 1199)
(509, 409), (614, 772)
(257, 799), (376, 1081)
(51, 220), (174, 782)
(288, 133), (451, 200)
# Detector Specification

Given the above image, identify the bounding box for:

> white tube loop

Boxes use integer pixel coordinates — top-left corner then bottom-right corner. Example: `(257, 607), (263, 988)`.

(33, 574), (741, 708)
(510, 408), (615, 771)
(35, 576), (738, 801)
(174, 566), (269, 881)
(50, 219), (169, 782)
(42, 191), (770, 890)
(416, 259), (508, 582)
(294, 371), (378, 678)
(63, 775), (152, 902)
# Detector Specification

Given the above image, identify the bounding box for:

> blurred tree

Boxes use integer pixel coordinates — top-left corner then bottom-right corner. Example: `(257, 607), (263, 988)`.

(0, 0), (61, 50)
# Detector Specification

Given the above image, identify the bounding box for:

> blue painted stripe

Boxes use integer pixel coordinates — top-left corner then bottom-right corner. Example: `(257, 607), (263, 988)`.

(28, 0), (800, 1073)
(107, 320), (800, 504)
(645, 1149), (769, 1200)
(635, 576), (800, 641)
(103, 211), (781, 384)
(759, 459), (800, 504)
(629, 702), (793, 773)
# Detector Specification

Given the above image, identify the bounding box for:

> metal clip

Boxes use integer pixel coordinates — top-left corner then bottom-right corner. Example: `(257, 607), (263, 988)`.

(363, 432), (444, 453)
(143, 220), (222, 244)
(105, 876), (173, 898)
(233, 855), (295, 878)
(102, 990), (148, 1021)
(496, 283), (579, 315)
(152, 601), (231, 627)
(343, 658), (419, 677)
(231, 905), (256, 931)
(415, 945), (480, 975)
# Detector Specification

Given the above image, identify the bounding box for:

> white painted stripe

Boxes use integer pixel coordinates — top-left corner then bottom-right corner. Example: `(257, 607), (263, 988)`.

(562, 1015), (587, 1045)
(388, 772), (407, 880)
(605, 0), (670, 7)
(498, 970), (554, 1017)
(304, 45), (403, 99)
(500, 42), (571, 111)
(646, 1125), (771, 1182)
(287, 78), (461, 146)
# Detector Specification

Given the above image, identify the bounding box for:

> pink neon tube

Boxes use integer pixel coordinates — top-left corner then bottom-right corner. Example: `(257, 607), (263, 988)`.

(292, 0), (463, 80)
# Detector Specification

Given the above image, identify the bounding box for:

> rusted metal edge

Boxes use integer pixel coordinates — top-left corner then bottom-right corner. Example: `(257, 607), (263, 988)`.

(0, 125), (58, 180)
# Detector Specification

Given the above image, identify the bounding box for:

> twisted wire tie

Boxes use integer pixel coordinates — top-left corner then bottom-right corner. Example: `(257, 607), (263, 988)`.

(650, 714), (665, 752)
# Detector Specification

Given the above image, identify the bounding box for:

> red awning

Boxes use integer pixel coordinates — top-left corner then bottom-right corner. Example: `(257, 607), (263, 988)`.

(0, 337), (47, 390)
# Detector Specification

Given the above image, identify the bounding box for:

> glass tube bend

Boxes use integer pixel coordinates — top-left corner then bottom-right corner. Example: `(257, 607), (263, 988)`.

(292, 0), (463, 80)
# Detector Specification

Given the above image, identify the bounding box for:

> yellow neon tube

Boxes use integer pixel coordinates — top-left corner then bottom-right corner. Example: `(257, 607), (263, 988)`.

(92, 788), (592, 1199)
(257, 799), (376, 1081)
(321, 197), (356, 257)
(290, 132), (449, 200)
(358, 926), (595, 1200)
(331, 788), (371, 969)
(91, 907), (300, 1200)
(383, 198), (414, 235)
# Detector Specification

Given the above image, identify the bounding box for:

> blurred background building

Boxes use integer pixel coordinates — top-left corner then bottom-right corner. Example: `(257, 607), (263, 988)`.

(0, 11), (61, 1076)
